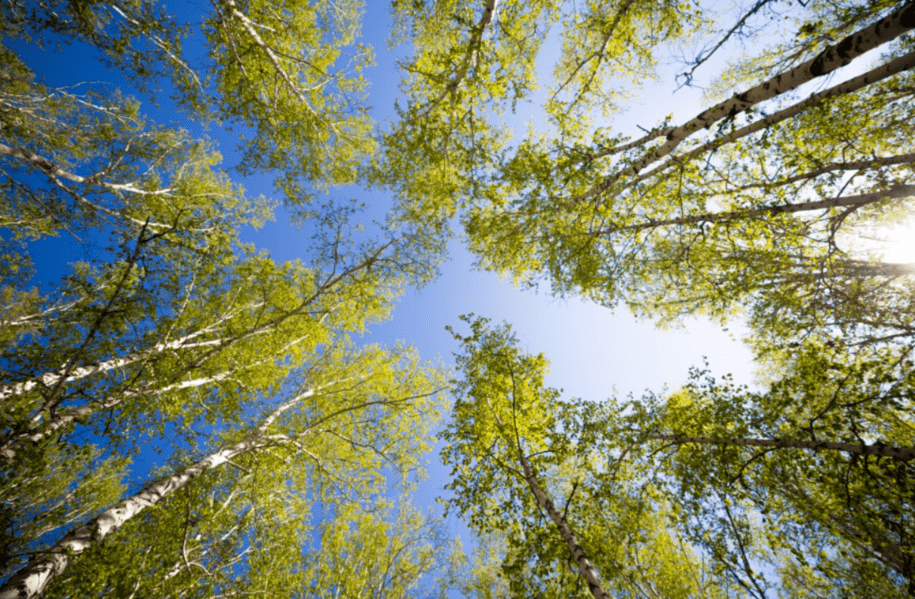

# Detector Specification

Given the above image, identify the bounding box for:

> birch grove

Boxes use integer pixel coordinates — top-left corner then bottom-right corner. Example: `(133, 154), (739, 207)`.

(1, 1), (450, 597)
(383, 0), (915, 350)
(445, 317), (913, 596)
(4, 0), (915, 597)
(0, 346), (446, 599)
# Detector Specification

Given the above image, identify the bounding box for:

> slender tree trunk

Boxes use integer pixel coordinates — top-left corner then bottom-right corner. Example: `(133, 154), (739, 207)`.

(0, 142), (171, 195)
(421, 0), (498, 115)
(653, 433), (915, 461)
(516, 451), (611, 599)
(0, 390), (313, 599)
(777, 475), (909, 576)
(219, 0), (319, 116)
(0, 373), (229, 463)
(577, 0), (915, 202)
(733, 153), (915, 192)
(594, 185), (915, 236)
(635, 50), (915, 185)
(0, 334), (310, 464)
(0, 335), (230, 402)
(0, 296), (84, 330)
(0, 441), (261, 599)
(0, 298), (268, 402)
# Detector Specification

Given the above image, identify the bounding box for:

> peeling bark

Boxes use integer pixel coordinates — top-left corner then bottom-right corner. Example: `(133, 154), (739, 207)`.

(517, 451), (611, 599)
(634, 49), (915, 186)
(0, 334), (233, 402)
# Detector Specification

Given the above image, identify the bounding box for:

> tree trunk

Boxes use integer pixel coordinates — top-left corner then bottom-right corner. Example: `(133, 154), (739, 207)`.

(516, 451), (611, 599)
(422, 0), (499, 115)
(0, 332), (313, 465)
(0, 389), (313, 599)
(653, 433), (915, 461)
(0, 371), (235, 464)
(0, 297), (268, 403)
(733, 153), (915, 192)
(635, 50), (915, 185)
(0, 441), (259, 599)
(0, 335), (231, 402)
(594, 185), (915, 236)
(577, 0), (915, 202)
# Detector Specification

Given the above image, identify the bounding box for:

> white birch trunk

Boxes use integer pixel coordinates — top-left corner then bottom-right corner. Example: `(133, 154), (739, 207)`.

(0, 442), (256, 599)
(653, 434), (915, 461)
(0, 299), (275, 403)
(578, 0), (915, 202)
(595, 185), (915, 236)
(0, 389), (314, 599)
(517, 452), (611, 599)
(634, 49), (915, 185)
(0, 371), (233, 463)
(0, 334), (310, 464)
(0, 315), (264, 402)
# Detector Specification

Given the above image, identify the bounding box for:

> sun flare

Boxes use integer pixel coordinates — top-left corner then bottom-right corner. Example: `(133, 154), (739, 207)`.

(876, 218), (915, 264)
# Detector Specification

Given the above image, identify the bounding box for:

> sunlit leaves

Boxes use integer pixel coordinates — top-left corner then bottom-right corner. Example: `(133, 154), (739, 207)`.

(444, 0), (915, 352)
(443, 317), (726, 599)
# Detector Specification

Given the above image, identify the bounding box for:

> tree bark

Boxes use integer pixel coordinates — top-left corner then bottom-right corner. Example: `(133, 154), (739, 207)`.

(654, 433), (915, 461)
(0, 373), (228, 464)
(0, 442), (259, 599)
(0, 390), (314, 599)
(421, 0), (498, 115)
(577, 0), (915, 203)
(0, 334), (310, 464)
(0, 335), (308, 465)
(634, 49), (915, 186)
(593, 185), (915, 236)
(516, 451), (611, 599)
(0, 334), (233, 402)
(0, 143), (170, 195)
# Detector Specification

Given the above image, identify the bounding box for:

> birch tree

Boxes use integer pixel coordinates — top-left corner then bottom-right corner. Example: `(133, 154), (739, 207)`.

(0, 340), (447, 599)
(0, 44), (266, 247)
(1, 0), (375, 205)
(1, 5), (449, 596)
(461, 0), (915, 346)
(375, 0), (703, 242)
(443, 316), (726, 599)
(0, 443), (129, 577)
(613, 342), (915, 595)
(446, 316), (914, 597)
(0, 210), (433, 584)
(380, 0), (915, 348)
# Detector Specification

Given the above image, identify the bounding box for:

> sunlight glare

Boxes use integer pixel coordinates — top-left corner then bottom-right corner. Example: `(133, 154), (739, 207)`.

(876, 217), (915, 264)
